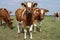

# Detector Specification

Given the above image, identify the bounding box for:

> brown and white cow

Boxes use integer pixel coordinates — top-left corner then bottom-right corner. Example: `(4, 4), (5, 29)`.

(0, 8), (13, 29)
(15, 1), (37, 39)
(33, 8), (49, 32)
(54, 12), (60, 21)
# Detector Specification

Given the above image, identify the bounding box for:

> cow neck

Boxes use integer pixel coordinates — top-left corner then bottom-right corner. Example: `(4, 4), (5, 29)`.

(26, 8), (33, 26)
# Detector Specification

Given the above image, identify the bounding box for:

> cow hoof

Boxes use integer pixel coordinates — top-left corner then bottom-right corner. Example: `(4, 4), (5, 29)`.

(30, 37), (32, 40)
(24, 37), (27, 40)
(17, 33), (20, 37)
(24, 39), (26, 40)
(17, 32), (20, 34)
(34, 31), (36, 33)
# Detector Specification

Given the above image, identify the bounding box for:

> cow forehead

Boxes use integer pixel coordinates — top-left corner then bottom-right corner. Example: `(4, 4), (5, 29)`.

(41, 9), (44, 11)
(27, 2), (32, 7)
(41, 9), (44, 14)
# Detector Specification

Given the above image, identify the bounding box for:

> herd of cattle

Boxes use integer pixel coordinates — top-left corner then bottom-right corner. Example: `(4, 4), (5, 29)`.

(0, 1), (60, 40)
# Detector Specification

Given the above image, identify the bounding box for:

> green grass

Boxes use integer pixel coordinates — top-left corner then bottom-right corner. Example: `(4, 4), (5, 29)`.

(0, 16), (60, 40)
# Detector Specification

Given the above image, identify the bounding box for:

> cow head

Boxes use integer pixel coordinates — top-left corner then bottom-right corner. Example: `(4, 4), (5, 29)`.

(33, 8), (49, 20)
(21, 1), (37, 14)
(40, 8), (49, 15)
(40, 8), (49, 19)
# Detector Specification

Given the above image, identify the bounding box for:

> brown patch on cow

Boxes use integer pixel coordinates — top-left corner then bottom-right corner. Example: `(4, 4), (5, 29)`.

(33, 8), (49, 22)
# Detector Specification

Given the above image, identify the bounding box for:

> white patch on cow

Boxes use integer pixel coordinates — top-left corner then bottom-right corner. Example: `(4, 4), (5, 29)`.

(2, 20), (5, 24)
(24, 29), (27, 32)
(27, 2), (32, 7)
(41, 9), (44, 14)
(29, 25), (33, 39)
(24, 29), (27, 39)
(22, 9), (26, 18)
(30, 31), (32, 39)
(17, 24), (20, 33)
(34, 24), (37, 26)
(29, 25), (33, 31)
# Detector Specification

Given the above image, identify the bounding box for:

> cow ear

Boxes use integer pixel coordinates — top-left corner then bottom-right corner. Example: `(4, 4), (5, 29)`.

(21, 3), (26, 7)
(33, 3), (37, 7)
(45, 10), (49, 12)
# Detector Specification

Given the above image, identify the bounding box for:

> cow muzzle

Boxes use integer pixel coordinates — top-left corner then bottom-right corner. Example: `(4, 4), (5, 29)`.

(27, 9), (32, 14)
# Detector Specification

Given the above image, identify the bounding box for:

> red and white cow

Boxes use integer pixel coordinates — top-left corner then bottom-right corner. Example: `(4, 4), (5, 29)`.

(15, 1), (37, 40)
(54, 12), (60, 21)
(33, 8), (49, 32)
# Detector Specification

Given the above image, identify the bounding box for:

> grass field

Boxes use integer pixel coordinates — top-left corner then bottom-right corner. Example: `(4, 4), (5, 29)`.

(0, 16), (60, 40)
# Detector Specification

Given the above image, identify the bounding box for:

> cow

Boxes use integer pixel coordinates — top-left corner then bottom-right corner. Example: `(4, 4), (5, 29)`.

(54, 12), (60, 21)
(33, 8), (49, 32)
(0, 8), (14, 29)
(15, 1), (37, 40)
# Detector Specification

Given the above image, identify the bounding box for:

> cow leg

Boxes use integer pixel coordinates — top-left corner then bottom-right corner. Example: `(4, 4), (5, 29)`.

(55, 17), (58, 21)
(0, 20), (2, 26)
(54, 16), (56, 21)
(39, 21), (42, 32)
(17, 21), (23, 34)
(56, 17), (57, 21)
(24, 29), (27, 40)
(57, 17), (59, 21)
(33, 24), (37, 32)
(2, 20), (5, 29)
(29, 25), (33, 39)
(17, 24), (20, 34)
(17, 22), (21, 34)
(33, 20), (37, 32)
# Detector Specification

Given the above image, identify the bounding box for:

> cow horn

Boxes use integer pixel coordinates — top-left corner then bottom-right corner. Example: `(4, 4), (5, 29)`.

(2, 8), (4, 10)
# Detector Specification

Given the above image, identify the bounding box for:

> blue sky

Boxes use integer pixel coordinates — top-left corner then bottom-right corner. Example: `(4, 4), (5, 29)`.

(0, 0), (60, 15)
